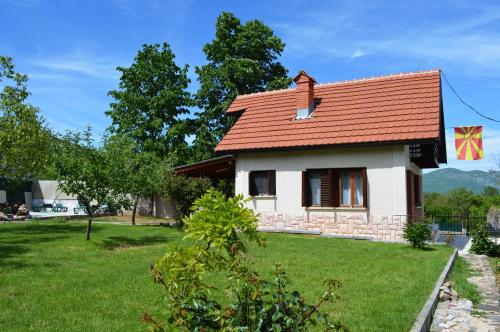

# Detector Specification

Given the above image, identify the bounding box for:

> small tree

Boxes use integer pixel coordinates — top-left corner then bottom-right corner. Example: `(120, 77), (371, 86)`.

(145, 190), (347, 331)
(103, 134), (171, 225)
(55, 127), (130, 240)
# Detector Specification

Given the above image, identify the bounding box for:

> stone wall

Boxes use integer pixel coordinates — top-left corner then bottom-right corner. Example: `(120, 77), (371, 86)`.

(258, 211), (406, 242)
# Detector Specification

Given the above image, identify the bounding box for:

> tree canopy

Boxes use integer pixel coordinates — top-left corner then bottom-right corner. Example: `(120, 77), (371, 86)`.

(102, 134), (171, 225)
(424, 187), (500, 217)
(0, 56), (50, 181)
(55, 127), (130, 240)
(193, 12), (292, 160)
(106, 43), (192, 163)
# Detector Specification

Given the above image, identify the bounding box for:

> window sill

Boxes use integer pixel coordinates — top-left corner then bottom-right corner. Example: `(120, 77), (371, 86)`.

(250, 195), (276, 199)
(306, 206), (368, 212)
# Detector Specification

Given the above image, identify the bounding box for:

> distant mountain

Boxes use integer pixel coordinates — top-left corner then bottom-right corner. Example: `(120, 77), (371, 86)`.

(423, 168), (499, 194)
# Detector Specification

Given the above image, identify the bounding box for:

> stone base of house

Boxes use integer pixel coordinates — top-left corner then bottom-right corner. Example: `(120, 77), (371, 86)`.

(257, 212), (406, 242)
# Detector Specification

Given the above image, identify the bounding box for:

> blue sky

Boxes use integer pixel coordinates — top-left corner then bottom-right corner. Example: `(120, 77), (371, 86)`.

(1, 0), (500, 171)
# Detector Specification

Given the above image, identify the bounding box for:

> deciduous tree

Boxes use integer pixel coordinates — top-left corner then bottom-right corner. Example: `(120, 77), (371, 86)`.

(0, 56), (50, 181)
(106, 43), (192, 163)
(193, 12), (292, 160)
(55, 127), (130, 240)
(103, 134), (171, 225)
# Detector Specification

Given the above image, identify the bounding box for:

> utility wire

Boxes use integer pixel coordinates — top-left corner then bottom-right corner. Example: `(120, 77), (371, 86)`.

(441, 70), (500, 123)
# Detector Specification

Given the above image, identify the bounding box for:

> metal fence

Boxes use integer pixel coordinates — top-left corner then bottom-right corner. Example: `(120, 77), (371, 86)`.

(427, 214), (487, 236)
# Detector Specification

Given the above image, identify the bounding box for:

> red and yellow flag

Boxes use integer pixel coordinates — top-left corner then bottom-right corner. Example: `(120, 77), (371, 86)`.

(454, 126), (484, 160)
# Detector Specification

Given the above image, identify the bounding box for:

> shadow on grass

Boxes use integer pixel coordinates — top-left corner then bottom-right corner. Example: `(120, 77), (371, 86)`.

(0, 244), (30, 269)
(0, 223), (103, 236)
(0, 223), (103, 270)
(101, 235), (169, 250)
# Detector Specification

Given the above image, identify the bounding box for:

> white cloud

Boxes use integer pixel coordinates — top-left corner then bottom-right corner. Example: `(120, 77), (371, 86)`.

(273, 1), (500, 75)
(350, 49), (365, 60)
(29, 50), (122, 80)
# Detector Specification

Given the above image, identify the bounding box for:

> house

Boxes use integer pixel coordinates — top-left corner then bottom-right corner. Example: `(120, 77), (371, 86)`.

(177, 70), (447, 242)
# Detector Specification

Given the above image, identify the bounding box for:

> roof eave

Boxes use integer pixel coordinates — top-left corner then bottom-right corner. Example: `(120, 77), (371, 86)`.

(215, 138), (441, 156)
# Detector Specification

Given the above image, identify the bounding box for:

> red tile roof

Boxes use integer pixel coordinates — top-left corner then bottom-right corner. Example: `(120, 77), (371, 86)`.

(216, 70), (443, 152)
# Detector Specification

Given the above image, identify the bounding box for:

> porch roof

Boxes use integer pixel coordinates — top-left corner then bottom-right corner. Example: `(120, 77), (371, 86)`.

(174, 155), (235, 179)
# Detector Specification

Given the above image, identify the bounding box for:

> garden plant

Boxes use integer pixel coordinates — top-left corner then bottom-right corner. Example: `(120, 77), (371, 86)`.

(145, 190), (348, 331)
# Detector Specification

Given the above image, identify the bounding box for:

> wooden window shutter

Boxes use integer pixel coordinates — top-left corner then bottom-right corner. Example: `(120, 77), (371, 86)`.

(331, 169), (340, 207)
(302, 171), (310, 207)
(320, 171), (330, 207)
(406, 170), (413, 220)
(416, 174), (422, 207)
(419, 175), (422, 205)
(328, 169), (334, 207)
(268, 170), (276, 195)
(249, 171), (255, 196)
(361, 168), (368, 208)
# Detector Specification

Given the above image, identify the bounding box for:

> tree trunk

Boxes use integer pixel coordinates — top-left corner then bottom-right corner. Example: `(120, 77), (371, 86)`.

(85, 210), (93, 241)
(131, 198), (139, 226)
(150, 194), (156, 217)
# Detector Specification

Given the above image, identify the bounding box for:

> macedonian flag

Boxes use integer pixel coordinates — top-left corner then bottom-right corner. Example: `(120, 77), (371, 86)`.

(454, 126), (484, 160)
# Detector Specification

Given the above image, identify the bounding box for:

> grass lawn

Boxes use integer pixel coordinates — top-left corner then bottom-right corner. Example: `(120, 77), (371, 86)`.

(447, 256), (481, 304)
(488, 257), (499, 287)
(0, 220), (454, 331)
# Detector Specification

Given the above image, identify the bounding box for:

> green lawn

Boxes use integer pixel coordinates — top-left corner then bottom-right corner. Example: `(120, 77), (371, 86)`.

(0, 220), (454, 331)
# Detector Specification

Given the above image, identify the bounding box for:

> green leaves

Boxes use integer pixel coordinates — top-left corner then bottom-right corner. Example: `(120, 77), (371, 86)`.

(193, 12), (292, 160)
(161, 173), (211, 227)
(470, 224), (500, 256)
(403, 219), (433, 249)
(54, 127), (132, 238)
(184, 189), (264, 253)
(106, 42), (192, 163)
(147, 190), (346, 331)
(0, 56), (50, 181)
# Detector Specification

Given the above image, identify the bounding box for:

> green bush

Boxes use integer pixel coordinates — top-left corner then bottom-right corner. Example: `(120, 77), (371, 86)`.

(145, 189), (347, 331)
(403, 219), (432, 249)
(470, 224), (499, 257)
(162, 174), (211, 228)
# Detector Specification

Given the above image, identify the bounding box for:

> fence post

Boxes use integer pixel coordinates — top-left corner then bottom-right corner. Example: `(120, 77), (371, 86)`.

(465, 214), (470, 236)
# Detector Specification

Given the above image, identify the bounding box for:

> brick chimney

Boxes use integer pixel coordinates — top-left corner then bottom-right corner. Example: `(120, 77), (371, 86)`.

(293, 70), (316, 110)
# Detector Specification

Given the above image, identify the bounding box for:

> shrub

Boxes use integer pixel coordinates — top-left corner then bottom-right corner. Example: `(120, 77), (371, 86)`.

(162, 174), (211, 228)
(403, 219), (432, 249)
(470, 224), (499, 257)
(145, 189), (347, 331)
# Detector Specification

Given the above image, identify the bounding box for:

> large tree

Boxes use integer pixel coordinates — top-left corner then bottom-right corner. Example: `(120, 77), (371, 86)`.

(0, 56), (50, 181)
(106, 43), (192, 163)
(193, 12), (292, 160)
(55, 127), (130, 240)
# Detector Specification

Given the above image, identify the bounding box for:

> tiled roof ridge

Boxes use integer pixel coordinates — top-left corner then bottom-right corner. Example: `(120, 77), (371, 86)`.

(235, 87), (293, 99)
(316, 69), (440, 88)
(235, 69), (440, 99)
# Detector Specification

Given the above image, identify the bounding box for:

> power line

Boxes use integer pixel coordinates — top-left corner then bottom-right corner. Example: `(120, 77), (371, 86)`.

(441, 70), (500, 123)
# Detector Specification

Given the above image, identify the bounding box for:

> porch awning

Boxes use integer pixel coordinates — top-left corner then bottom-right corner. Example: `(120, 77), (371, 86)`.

(174, 155), (235, 179)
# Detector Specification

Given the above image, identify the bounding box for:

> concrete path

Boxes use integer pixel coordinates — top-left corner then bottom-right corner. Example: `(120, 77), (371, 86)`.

(431, 254), (499, 332)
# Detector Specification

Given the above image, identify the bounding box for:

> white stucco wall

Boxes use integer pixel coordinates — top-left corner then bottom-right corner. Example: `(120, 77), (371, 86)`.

(31, 180), (77, 200)
(0, 190), (6, 203)
(235, 145), (409, 217)
(234, 144), (429, 241)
